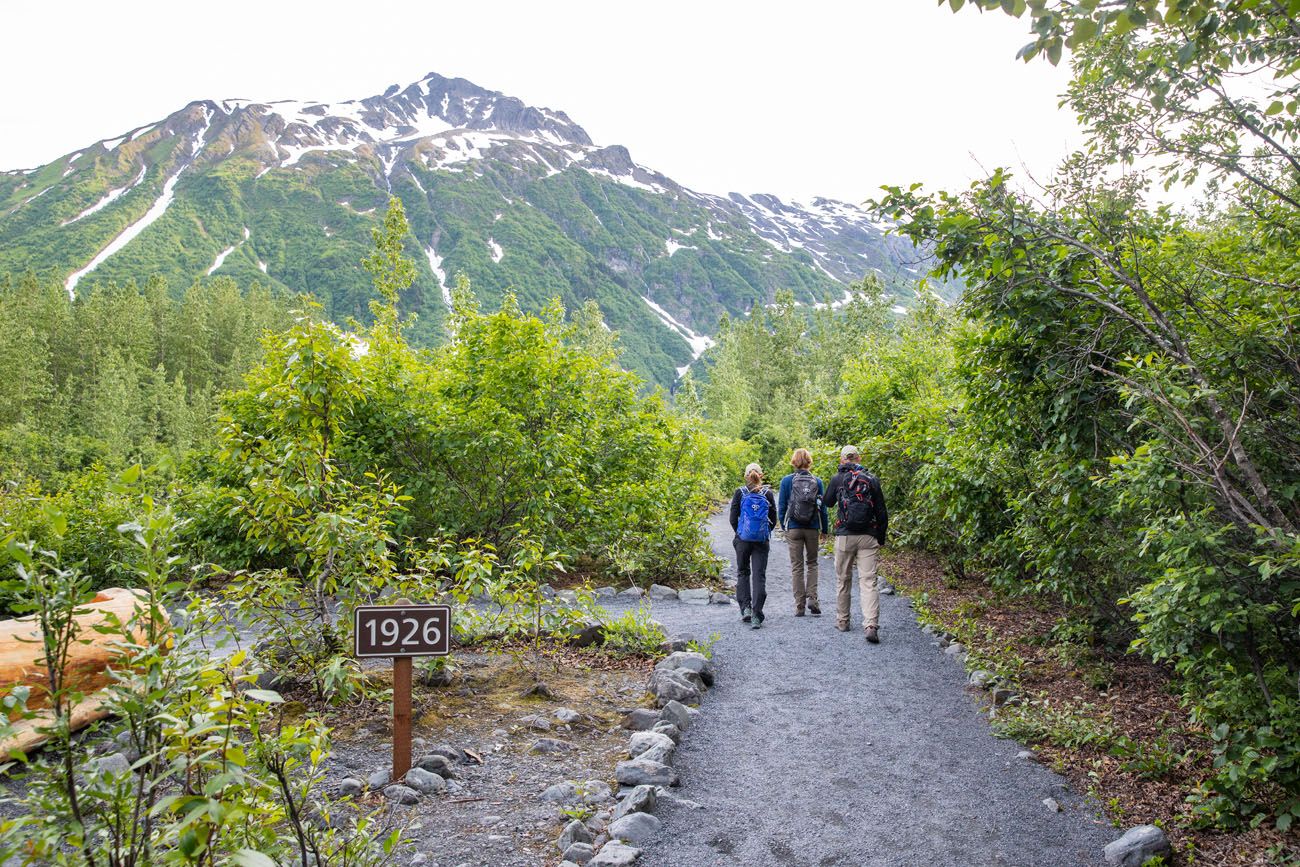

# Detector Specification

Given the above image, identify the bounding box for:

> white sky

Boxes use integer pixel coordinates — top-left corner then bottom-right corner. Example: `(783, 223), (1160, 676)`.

(0, 0), (1078, 205)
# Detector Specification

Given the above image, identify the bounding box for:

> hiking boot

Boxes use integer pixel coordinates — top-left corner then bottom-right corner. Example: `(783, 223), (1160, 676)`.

(836, 622), (849, 633)
(795, 608), (806, 617)
(741, 607), (752, 623)
(864, 626), (880, 644)
(808, 603), (822, 616)
(751, 616), (763, 630)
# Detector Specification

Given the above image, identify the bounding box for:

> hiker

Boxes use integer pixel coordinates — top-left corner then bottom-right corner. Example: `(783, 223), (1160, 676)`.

(777, 447), (829, 616)
(822, 445), (889, 642)
(729, 462), (778, 629)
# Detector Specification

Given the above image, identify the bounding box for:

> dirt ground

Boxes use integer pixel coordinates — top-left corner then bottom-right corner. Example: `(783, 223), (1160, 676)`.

(882, 549), (1299, 867)
(321, 644), (658, 867)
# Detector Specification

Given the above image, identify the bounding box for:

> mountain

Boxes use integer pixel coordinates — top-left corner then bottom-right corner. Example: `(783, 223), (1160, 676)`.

(0, 72), (929, 386)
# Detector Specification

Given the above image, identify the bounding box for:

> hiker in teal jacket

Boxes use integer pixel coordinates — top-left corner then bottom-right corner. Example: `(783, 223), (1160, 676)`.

(729, 462), (778, 630)
(777, 448), (830, 616)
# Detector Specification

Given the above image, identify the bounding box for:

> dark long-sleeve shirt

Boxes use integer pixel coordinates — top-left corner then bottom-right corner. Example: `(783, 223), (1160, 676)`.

(823, 463), (888, 541)
(729, 486), (778, 535)
(777, 471), (829, 533)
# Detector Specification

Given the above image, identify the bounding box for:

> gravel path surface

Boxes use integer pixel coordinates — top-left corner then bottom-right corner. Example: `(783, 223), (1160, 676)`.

(627, 512), (1115, 867)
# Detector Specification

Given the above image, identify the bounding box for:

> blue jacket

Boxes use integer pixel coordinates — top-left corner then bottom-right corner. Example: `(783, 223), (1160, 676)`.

(777, 471), (829, 533)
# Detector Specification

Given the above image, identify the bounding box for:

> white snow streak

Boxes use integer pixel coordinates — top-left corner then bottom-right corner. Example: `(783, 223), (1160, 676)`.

(487, 238), (503, 263)
(426, 242), (450, 305)
(66, 111), (212, 298)
(641, 296), (715, 359)
(280, 139), (363, 168)
(586, 167), (664, 194)
(206, 226), (248, 276)
(207, 243), (237, 275)
(61, 166), (147, 226)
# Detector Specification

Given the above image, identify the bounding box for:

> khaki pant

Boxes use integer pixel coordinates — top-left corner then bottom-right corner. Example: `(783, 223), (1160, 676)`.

(834, 533), (880, 629)
(785, 528), (820, 611)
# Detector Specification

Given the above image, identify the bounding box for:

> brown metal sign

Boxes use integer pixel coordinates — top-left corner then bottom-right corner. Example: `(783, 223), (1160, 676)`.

(354, 604), (451, 658)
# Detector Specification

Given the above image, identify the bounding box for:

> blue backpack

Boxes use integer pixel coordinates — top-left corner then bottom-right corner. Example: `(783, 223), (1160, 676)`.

(737, 487), (772, 542)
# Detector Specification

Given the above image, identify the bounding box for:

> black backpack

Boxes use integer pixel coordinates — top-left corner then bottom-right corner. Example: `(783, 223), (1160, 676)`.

(837, 467), (878, 529)
(788, 473), (820, 525)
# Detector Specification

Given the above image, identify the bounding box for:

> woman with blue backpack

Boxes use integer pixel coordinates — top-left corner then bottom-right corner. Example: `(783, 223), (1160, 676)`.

(729, 462), (778, 629)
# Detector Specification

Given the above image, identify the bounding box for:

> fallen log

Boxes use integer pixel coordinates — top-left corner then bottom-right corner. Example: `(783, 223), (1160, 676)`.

(0, 588), (152, 756)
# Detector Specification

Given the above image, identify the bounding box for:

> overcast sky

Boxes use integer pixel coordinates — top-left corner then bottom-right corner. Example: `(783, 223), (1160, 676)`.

(0, 0), (1078, 205)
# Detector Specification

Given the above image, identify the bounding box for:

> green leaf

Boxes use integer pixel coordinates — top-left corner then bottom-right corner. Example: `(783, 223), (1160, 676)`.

(243, 689), (284, 704)
(1066, 18), (1097, 48)
(42, 504), (67, 538)
(231, 850), (278, 867)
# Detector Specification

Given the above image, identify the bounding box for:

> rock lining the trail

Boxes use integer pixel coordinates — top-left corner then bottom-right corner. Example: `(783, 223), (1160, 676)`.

(623, 511), (1117, 865)
(1103, 824), (1171, 866)
(537, 623), (721, 867)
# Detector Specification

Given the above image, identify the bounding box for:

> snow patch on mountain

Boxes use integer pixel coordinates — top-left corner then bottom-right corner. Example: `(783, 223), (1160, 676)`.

(488, 238), (503, 263)
(206, 227), (248, 275)
(61, 166), (147, 226)
(641, 296), (715, 359)
(207, 243), (237, 276)
(586, 168), (666, 195)
(66, 110), (213, 297)
(426, 242), (450, 305)
(281, 139), (364, 168)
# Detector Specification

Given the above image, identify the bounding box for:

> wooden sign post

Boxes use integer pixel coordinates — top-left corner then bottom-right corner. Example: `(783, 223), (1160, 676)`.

(354, 601), (451, 780)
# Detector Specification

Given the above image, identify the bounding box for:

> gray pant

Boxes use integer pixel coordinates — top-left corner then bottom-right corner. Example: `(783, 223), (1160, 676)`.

(785, 528), (820, 611)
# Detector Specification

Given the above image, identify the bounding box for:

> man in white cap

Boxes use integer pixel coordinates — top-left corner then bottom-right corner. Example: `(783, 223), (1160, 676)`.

(821, 445), (889, 642)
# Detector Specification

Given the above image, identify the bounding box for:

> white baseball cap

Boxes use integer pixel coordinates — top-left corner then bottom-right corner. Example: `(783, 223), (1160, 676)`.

(840, 445), (860, 460)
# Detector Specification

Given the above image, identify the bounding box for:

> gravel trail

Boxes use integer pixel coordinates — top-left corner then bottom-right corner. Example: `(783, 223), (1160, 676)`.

(628, 512), (1115, 867)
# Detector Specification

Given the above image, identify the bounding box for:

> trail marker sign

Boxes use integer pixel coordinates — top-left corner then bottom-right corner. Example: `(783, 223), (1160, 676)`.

(354, 603), (451, 779)
(354, 604), (451, 657)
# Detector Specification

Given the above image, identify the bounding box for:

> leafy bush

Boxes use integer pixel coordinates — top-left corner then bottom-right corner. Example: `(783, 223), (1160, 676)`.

(205, 200), (718, 594)
(0, 466), (144, 613)
(0, 488), (399, 866)
(599, 604), (668, 657)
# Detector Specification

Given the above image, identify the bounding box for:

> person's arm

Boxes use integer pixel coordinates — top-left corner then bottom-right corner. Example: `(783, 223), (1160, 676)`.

(818, 478), (830, 534)
(823, 473), (840, 528)
(729, 488), (741, 532)
(777, 475), (790, 529)
(766, 489), (778, 529)
(872, 476), (889, 542)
